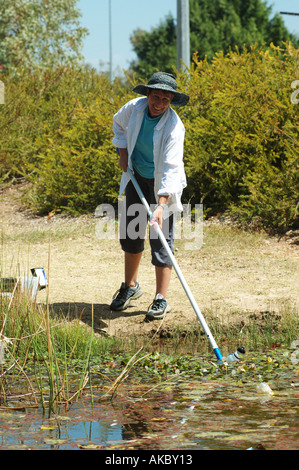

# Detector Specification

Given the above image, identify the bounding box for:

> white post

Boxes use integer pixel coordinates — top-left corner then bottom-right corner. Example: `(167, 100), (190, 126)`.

(177, 0), (190, 72)
(109, 0), (113, 82)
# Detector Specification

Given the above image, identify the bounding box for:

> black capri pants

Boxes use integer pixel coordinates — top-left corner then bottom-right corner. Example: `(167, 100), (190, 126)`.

(119, 169), (174, 267)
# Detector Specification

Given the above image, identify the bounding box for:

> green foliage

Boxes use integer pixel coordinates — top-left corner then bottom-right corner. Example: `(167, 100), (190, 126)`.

(0, 66), (135, 214)
(189, 0), (298, 61)
(0, 44), (298, 233)
(176, 43), (299, 233)
(0, 0), (88, 75)
(130, 15), (177, 77)
(129, 0), (298, 76)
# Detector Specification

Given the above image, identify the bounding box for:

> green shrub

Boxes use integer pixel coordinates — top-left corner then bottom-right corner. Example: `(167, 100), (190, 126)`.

(25, 77), (121, 214)
(0, 66), (135, 214)
(0, 44), (298, 232)
(176, 43), (299, 233)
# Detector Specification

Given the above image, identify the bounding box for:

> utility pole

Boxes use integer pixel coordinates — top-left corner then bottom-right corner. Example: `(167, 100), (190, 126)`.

(177, 0), (190, 72)
(109, 0), (113, 82)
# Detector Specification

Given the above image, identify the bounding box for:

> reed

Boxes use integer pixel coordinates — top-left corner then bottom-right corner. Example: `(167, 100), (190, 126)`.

(0, 279), (101, 413)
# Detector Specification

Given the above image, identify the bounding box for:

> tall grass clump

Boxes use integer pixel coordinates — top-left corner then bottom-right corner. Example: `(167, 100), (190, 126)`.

(0, 286), (103, 413)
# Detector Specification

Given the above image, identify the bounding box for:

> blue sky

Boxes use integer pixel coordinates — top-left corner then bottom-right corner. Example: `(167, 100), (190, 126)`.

(77, 0), (299, 76)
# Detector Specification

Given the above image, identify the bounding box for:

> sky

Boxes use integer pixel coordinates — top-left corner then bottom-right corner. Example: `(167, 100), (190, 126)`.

(77, 0), (299, 77)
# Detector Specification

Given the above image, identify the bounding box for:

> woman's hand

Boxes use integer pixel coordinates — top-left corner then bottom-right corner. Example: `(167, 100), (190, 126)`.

(151, 205), (164, 229)
(151, 196), (169, 229)
(118, 148), (128, 172)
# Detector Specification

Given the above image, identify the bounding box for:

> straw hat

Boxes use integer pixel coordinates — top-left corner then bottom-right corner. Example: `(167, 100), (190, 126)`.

(133, 72), (189, 107)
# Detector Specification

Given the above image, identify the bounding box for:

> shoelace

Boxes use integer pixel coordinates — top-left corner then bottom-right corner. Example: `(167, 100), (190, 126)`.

(149, 298), (166, 311)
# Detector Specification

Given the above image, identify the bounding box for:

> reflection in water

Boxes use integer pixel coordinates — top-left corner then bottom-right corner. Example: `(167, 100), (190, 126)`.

(63, 420), (123, 444)
(0, 375), (298, 450)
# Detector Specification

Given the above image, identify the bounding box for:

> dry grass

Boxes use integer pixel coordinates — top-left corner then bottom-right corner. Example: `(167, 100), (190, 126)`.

(1, 183), (298, 343)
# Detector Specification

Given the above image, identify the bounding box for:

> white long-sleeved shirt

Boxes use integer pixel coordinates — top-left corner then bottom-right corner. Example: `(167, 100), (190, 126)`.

(112, 97), (187, 213)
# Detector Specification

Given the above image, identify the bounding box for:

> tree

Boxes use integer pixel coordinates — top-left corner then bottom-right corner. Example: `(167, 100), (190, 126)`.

(189, 0), (297, 60)
(129, 14), (176, 78)
(0, 0), (88, 74)
(129, 0), (298, 76)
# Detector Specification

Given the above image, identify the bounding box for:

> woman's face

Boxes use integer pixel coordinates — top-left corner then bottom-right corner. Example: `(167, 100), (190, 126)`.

(146, 89), (174, 117)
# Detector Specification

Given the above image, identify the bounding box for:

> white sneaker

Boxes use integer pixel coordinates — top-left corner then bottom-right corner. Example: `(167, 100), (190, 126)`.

(146, 293), (171, 320)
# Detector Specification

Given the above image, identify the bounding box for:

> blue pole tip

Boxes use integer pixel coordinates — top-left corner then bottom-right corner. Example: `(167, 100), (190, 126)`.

(214, 348), (222, 361)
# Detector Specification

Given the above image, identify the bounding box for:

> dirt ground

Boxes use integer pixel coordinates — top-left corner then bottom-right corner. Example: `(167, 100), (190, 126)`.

(1, 182), (298, 341)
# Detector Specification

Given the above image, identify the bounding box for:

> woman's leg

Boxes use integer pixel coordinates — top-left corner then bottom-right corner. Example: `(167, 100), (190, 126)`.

(124, 251), (143, 287)
(155, 265), (172, 298)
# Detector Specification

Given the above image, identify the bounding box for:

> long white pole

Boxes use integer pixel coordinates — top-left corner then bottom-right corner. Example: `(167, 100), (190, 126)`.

(127, 167), (222, 361)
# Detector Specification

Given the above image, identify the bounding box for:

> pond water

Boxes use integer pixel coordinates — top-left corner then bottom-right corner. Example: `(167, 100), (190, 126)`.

(0, 350), (298, 451)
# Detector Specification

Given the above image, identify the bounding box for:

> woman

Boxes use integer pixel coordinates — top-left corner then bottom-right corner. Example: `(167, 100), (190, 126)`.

(110, 72), (189, 321)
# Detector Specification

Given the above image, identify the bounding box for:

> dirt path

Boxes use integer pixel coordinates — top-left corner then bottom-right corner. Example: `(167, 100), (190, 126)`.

(1, 182), (298, 340)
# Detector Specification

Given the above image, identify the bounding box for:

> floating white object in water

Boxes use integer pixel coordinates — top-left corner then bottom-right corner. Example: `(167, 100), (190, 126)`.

(256, 382), (274, 395)
(226, 346), (245, 362)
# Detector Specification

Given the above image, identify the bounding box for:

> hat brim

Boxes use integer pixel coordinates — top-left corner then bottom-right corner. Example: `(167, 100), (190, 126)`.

(133, 84), (189, 107)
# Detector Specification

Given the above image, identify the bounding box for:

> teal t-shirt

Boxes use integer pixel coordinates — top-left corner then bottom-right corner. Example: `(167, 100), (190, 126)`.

(131, 107), (164, 179)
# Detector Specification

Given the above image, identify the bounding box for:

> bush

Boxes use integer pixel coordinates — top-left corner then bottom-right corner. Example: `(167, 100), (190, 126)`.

(0, 44), (298, 232)
(176, 43), (299, 233)
(0, 66), (135, 214)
